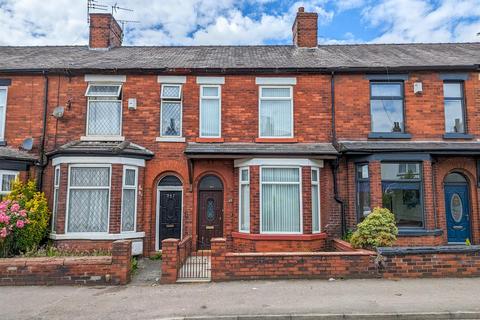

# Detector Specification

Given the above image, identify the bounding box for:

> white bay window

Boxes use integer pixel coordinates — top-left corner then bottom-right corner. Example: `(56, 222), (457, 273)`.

(85, 83), (122, 137)
(0, 87), (7, 141)
(51, 166), (60, 233)
(259, 86), (293, 138)
(311, 168), (321, 233)
(239, 168), (250, 233)
(121, 166), (138, 232)
(0, 170), (18, 196)
(200, 85), (221, 137)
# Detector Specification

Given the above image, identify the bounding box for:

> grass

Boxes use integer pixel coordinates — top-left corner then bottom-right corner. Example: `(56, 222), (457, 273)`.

(149, 252), (162, 261)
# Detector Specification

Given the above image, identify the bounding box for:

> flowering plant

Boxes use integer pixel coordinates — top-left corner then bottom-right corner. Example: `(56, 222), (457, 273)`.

(0, 200), (31, 257)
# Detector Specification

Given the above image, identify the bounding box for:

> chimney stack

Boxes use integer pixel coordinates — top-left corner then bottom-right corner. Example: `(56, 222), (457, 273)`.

(292, 7), (318, 48)
(89, 13), (123, 49)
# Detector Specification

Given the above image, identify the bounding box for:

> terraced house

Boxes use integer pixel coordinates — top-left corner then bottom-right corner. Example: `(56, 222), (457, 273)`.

(1, 8), (480, 262)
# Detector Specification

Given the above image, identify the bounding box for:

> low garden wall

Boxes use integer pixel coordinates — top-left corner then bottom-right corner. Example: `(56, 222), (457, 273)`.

(0, 240), (132, 286)
(160, 236), (192, 284)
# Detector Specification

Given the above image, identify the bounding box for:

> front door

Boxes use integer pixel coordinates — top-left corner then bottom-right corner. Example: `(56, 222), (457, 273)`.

(159, 190), (182, 248)
(445, 184), (471, 243)
(198, 190), (223, 249)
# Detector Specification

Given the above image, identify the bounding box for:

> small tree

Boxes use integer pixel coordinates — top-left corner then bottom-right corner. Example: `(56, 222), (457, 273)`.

(350, 207), (398, 249)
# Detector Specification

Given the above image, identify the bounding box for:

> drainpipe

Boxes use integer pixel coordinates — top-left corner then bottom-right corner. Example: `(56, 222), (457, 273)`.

(36, 71), (49, 190)
(330, 71), (346, 237)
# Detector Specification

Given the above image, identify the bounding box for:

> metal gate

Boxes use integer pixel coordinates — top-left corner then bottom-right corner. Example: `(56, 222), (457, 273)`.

(177, 240), (211, 282)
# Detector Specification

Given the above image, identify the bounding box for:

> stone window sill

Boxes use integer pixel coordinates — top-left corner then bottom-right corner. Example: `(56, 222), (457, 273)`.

(156, 137), (186, 142)
(397, 228), (443, 237)
(49, 232), (145, 240)
(443, 133), (474, 140)
(368, 132), (412, 139)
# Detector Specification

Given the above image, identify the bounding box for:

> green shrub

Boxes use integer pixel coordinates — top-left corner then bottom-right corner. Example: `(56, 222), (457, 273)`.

(350, 207), (398, 249)
(6, 180), (50, 253)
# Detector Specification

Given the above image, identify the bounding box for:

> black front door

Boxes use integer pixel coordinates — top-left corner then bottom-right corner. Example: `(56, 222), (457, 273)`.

(159, 190), (182, 248)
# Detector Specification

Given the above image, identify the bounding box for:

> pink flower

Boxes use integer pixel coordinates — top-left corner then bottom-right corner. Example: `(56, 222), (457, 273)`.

(0, 227), (7, 238)
(19, 210), (27, 217)
(16, 220), (25, 229)
(10, 203), (20, 212)
(0, 203), (6, 211)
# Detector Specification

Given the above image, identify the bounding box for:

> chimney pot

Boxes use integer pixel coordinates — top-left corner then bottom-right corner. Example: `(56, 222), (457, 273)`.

(89, 13), (123, 49)
(292, 7), (318, 48)
(298, 7), (305, 12)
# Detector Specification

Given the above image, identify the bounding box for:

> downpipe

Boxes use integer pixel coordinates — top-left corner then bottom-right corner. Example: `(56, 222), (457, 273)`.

(35, 71), (49, 190)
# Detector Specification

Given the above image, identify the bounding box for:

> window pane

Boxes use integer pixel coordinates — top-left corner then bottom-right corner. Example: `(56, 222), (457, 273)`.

(371, 83), (402, 97)
(88, 100), (121, 136)
(68, 189), (109, 232)
(1, 174), (16, 192)
(444, 100), (464, 133)
(87, 85), (121, 97)
(240, 184), (250, 231)
(261, 87), (291, 98)
(52, 189), (58, 232)
(161, 102), (181, 136)
(261, 184), (300, 233)
(262, 168), (299, 183)
(357, 164), (369, 179)
(122, 189), (136, 232)
(162, 85), (181, 99)
(444, 83), (462, 98)
(311, 169), (318, 182)
(241, 169), (249, 182)
(0, 89), (6, 105)
(0, 106), (4, 139)
(357, 181), (371, 219)
(124, 169), (136, 186)
(260, 100), (292, 137)
(371, 99), (403, 132)
(202, 86), (219, 97)
(312, 184), (320, 232)
(381, 163), (420, 180)
(54, 168), (60, 186)
(382, 182), (423, 228)
(200, 98), (220, 136)
(70, 167), (110, 187)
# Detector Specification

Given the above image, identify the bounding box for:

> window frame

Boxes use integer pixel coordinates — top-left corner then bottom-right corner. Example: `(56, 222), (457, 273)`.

(380, 161), (425, 229)
(443, 80), (467, 134)
(160, 84), (183, 138)
(355, 163), (371, 222)
(0, 86), (7, 141)
(85, 83), (122, 98)
(238, 167), (250, 233)
(65, 164), (112, 234)
(199, 84), (222, 138)
(369, 81), (405, 133)
(0, 170), (18, 196)
(258, 86), (294, 139)
(85, 83), (123, 138)
(259, 166), (303, 234)
(311, 167), (321, 233)
(51, 166), (61, 233)
(121, 166), (138, 233)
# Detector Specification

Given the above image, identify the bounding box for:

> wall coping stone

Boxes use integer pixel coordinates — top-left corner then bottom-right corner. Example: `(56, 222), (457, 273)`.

(378, 245), (480, 256)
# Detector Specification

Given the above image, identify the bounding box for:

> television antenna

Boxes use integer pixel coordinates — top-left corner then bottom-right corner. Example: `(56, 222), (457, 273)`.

(87, 0), (108, 22)
(117, 19), (140, 30)
(111, 2), (134, 15)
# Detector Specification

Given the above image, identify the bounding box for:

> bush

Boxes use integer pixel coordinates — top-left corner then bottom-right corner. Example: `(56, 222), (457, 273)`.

(350, 207), (398, 249)
(0, 199), (32, 257)
(4, 180), (50, 255)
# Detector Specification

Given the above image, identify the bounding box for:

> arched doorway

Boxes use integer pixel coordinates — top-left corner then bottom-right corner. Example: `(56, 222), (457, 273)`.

(197, 175), (224, 249)
(157, 175), (183, 249)
(444, 172), (471, 243)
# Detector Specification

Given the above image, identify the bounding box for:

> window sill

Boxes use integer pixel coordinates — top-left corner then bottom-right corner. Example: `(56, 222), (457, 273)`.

(195, 137), (224, 143)
(232, 232), (326, 241)
(156, 137), (186, 142)
(49, 231), (145, 240)
(368, 132), (412, 139)
(80, 136), (125, 142)
(255, 138), (298, 143)
(443, 133), (474, 140)
(397, 228), (443, 237)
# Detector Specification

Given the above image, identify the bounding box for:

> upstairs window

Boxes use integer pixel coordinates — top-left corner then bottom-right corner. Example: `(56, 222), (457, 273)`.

(259, 87), (293, 138)
(160, 84), (182, 137)
(0, 87), (7, 141)
(200, 85), (221, 138)
(85, 83), (122, 137)
(0, 170), (18, 197)
(370, 82), (404, 133)
(444, 81), (465, 134)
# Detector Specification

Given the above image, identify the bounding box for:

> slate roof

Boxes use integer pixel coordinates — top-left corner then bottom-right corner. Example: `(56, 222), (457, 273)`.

(339, 141), (480, 154)
(0, 43), (479, 72)
(0, 147), (38, 162)
(185, 143), (338, 158)
(48, 140), (154, 159)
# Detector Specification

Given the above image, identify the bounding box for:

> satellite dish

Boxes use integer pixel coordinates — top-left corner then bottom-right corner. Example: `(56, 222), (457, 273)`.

(21, 138), (33, 151)
(52, 106), (65, 119)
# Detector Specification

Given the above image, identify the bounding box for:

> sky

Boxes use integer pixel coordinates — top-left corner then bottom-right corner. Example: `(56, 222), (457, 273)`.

(0, 0), (479, 46)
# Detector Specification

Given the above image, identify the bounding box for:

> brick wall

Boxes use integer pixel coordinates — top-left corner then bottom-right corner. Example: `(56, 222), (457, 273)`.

(160, 236), (192, 284)
(0, 240), (131, 286)
(231, 232), (326, 252)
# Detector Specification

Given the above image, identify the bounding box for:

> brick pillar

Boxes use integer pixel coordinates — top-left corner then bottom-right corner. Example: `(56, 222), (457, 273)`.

(422, 160), (435, 230)
(302, 166), (312, 234)
(250, 166), (260, 234)
(211, 238), (227, 282)
(369, 161), (383, 209)
(160, 238), (179, 284)
(111, 240), (132, 285)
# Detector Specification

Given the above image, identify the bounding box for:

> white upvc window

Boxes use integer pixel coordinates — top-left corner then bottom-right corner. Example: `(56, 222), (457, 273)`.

(66, 165), (111, 233)
(0, 170), (18, 196)
(239, 167), (250, 233)
(260, 167), (302, 234)
(199, 85), (221, 138)
(121, 166), (138, 232)
(85, 83), (122, 137)
(0, 87), (8, 141)
(259, 86), (293, 138)
(311, 168), (321, 233)
(51, 166), (60, 233)
(160, 84), (183, 137)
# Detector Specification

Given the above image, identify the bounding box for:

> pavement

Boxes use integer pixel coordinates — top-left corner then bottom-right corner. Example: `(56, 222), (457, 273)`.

(3, 275), (480, 320)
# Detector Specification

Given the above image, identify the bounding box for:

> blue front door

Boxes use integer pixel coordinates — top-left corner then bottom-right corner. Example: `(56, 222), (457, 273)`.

(444, 184), (471, 243)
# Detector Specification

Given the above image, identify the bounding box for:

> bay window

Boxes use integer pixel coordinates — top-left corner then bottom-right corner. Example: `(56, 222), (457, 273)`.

(121, 166), (138, 232)
(160, 84), (182, 137)
(200, 85), (221, 137)
(67, 166), (110, 233)
(85, 83), (122, 137)
(51, 166), (60, 232)
(370, 82), (404, 133)
(0, 87), (7, 141)
(356, 163), (371, 221)
(0, 170), (18, 196)
(381, 162), (424, 228)
(444, 81), (465, 133)
(311, 168), (320, 233)
(239, 168), (250, 233)
(259, 86), (293, 138)
(261, 167), (301, 233)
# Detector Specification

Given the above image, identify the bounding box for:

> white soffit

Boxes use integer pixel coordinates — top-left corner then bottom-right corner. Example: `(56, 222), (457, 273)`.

(157, 76), (187, 84)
